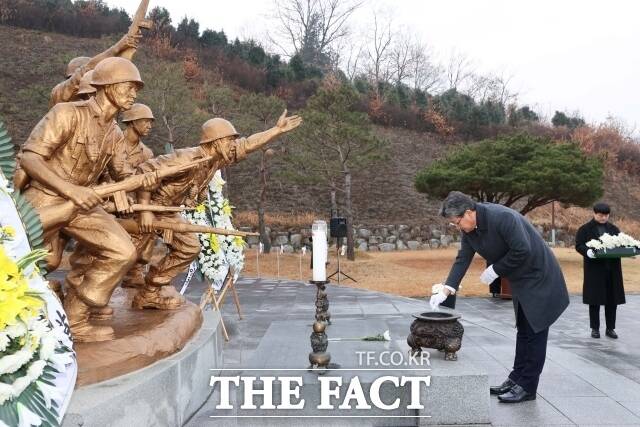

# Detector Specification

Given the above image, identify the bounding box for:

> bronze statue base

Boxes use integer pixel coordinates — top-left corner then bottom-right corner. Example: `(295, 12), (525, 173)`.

(75, 286), (203, 386)
(407, 310), (464, 361)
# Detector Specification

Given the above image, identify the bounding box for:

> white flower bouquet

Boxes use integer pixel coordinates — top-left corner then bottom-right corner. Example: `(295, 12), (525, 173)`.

(586, 232), (640, 258)
(184, 171), (245, 290)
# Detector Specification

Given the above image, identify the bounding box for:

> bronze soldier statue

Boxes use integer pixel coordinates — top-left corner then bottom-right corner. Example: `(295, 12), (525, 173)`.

(49, 33), (140, 108)
(76, 70), (97, 100)
(132, 111), (302, 310)
(117, 103), (156, 288)
(18, 57), (155, 342)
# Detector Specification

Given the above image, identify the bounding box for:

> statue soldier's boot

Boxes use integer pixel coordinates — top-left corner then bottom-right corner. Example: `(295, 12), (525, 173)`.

(63, 288), (115, 342)
(132, 285), (184, 310)
(90, 306), (114, 321)
(121, 264), (146, 288)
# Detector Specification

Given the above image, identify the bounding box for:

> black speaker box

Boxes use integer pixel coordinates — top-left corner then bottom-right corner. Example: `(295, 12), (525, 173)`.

(330, 217), (347, 238)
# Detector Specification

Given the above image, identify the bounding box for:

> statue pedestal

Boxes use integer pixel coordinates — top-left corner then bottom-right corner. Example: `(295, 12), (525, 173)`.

(62, 296), (225, 427)
(74, 286), (203, 386)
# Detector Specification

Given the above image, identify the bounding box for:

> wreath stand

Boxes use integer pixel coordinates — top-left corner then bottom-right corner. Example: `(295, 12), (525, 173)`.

(200, 268), (243, 341)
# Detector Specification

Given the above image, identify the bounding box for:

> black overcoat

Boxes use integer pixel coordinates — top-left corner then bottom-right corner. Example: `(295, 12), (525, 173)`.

(445, 203), (570, 333)
(574, 219), (626, 306)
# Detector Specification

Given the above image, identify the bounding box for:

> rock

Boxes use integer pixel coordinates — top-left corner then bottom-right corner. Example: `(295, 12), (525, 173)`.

(396, 240), (407, 250)
(556, 240), (566, 248)
(274, 234), (289, 246)
(357, 228), (372, 239)
(247, 235), (260, 246)
(379, 243), (395, 252)
(431, 229), (442, 239)
(368, 236), (381, 245)
(290, 234), (302, 248)
(411, 226), (421, 238)
(398, 224), (409, 233)
(301, 228), (312, 238)
(400, 232), (412, 242)
(420, 243), (432, 250)
(356, 238), (367, 246)
(407, 240), (420, 250)
(430, 239), (441, 249)
(358, 241), (368, 251)
(282, 244), (294, 253)
(386, 236), (397, 244)
(379, 227), (389, 238)
(368, 245), (379, 252)
(440, 235), (452, 246)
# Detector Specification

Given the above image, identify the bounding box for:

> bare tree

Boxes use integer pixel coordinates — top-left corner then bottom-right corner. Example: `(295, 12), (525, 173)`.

(389, 31), (414, 86)
(445, 50), (474, 90)
(410, 41), (442, 93)
(339, 38), (365, 81)
(363, 10), (394, 98)
(269, 0), (362, 67)
(465, 71), (518, 105)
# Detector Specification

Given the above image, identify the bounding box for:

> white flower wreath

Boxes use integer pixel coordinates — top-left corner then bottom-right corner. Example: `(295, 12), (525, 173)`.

(184, 171), (245, 290)
(1, 174), (75, 427)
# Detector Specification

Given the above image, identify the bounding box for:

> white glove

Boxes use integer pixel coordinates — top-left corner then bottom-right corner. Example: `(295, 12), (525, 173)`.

(480, 265), (499, 285)
(587, 249), (596, 259)
(430, 290), (448, 310)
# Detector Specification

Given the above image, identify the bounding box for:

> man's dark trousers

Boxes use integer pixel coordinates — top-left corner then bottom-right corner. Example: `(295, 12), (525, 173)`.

(508, 303), (549, 394)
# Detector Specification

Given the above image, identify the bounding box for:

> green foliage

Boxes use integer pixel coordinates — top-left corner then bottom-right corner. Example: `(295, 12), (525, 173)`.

(0, 119), (15, 179)
(200, 29), (228, 48)
(284, 84), (385, 185)
(552, 111), (585, 129)
(148, 6), (172, 37)
(289, 54), (323, 81)
(0, 363), (62, 427)
(12, 190), (45, 251)
(176, 17), (200, 43)
(508, 105), (539, 126)
(433, 89), (506, 136)
(135, 61), (206, 151)
(415, 134), (604, 214)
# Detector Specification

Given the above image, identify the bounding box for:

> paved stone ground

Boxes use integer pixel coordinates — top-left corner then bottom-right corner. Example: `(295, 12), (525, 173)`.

(181, 278), (640, 426)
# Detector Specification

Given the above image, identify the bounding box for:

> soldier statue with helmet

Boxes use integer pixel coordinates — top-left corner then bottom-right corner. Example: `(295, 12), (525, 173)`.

(16, 57), (157, 342)
(115, 103), (157, 289)
(132, 111), (302, 310)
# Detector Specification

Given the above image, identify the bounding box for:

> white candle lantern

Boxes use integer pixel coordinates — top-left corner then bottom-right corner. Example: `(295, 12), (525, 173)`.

(312, 220), (328, 282)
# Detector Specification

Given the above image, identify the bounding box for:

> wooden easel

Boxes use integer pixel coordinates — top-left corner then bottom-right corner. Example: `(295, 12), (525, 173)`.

(200, 268), (243, 341)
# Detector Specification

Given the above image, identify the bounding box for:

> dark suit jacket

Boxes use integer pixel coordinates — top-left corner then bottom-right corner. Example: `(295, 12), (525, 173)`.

(575, 219), (625, 305)
(445, 203), (569, 332)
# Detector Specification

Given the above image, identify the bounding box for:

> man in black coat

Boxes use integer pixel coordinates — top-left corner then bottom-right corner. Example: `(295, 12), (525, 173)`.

(575, 202), (626, 339)
(430, 192), (570, 403)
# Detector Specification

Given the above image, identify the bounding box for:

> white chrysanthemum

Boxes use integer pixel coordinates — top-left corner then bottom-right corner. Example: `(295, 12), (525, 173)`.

(0, 347), (35, 375)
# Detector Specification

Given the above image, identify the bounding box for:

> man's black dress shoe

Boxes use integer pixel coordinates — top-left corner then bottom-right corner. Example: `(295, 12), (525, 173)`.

(591, 329), (600, 338)
(606, 329), (618, 339)
(498, 384), (536, 403)
(490, 378), (515, 395)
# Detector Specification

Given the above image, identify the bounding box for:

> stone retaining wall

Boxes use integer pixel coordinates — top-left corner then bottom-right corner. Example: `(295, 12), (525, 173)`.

(240, 223), (572, 252)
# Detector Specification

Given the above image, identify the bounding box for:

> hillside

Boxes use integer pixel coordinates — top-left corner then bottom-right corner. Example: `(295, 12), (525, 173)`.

(2, 25), (640, 229)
